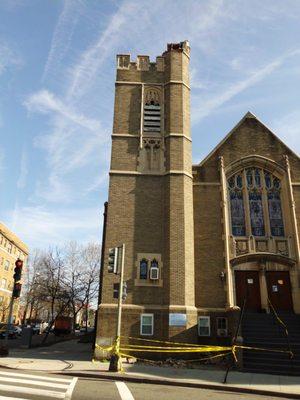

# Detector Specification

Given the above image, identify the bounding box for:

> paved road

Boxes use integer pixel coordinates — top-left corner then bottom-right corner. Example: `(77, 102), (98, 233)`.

(0, 369), (292, 399)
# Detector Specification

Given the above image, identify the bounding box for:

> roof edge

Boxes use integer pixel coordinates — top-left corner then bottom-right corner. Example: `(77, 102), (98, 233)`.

(196, 111), (300, 168)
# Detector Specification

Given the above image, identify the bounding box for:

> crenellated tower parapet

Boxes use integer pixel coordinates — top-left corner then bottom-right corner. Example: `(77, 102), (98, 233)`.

(116, 54), (165, 72)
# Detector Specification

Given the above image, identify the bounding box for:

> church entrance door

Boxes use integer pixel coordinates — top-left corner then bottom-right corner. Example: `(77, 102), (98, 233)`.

(235, 271), (261, 312)
(266, 271), (293, 312)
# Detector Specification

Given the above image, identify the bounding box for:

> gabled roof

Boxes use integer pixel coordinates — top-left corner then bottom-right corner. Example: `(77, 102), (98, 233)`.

(197, 111), (299, 167)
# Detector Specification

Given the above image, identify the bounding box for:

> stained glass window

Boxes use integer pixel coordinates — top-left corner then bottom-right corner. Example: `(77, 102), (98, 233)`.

(228, 168), (284, 238)
(230, 191), (246, 236)
(249, 191), (265, 236)
(140, 259), (148, 279)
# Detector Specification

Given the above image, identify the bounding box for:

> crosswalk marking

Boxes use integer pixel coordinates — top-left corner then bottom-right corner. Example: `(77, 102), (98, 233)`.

(0, 370), (76, 399)
(0, 370), (72, 383)
(65, 377), (78, 400)
(0, 376), (69, 389)
(0, 396), (29, 400)
(0, 384), (65, 399)
(115, 381), (135, 400)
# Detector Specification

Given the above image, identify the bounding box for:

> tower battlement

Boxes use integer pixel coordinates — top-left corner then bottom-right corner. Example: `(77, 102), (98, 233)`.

(116, 40), (190, 71)
(116, 54), (165, 71)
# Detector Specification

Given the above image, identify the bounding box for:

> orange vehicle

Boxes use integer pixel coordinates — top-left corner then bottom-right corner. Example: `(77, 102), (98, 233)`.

(54, 316), (72, 335)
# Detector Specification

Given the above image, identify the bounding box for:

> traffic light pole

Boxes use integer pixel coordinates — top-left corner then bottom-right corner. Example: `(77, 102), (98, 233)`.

(4, 294), (15, 349)
(109, 243), (125, 372)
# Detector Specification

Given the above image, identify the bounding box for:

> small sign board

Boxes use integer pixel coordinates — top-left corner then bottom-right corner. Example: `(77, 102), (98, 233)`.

(247, 279), (254, 284)
(272, 285), (278, 292)
(169, 313), (186, 327)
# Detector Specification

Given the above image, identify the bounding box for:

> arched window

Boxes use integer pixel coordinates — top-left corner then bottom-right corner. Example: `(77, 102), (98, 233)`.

(228, 174), (246, 236)
(143, 89), (161, 133)
(139, 259), (148, 280)
(228, 168), (284, 238)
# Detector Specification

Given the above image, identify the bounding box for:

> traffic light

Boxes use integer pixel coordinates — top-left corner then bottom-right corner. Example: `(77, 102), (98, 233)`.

(112, 281), (128, 301)
(13, 282), (22, 298)
(122, 281), (127, 301)
(13, 259), (23, 282)
(108, 247), (118, 274)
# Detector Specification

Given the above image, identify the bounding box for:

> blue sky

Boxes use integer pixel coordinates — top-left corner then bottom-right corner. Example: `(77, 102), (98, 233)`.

(0, 0), (300, 250)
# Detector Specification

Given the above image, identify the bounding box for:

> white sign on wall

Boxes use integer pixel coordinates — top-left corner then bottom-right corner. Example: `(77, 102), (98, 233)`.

(169, 313), (187, 327)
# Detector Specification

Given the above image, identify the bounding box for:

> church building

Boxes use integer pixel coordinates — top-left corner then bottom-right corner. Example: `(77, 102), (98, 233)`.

(96, 41), (300, 372)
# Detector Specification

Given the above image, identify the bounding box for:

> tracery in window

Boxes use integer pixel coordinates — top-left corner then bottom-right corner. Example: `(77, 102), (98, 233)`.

(228, 168), (284, 238)
(228, 174), (246, 236)
(265, 173), (284, 237)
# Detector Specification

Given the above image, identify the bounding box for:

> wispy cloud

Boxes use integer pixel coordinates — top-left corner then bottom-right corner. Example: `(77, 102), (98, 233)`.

(192, 49), (300, 123)
(8, 204), (102, 249)
(0, 41), (22, 75)
(42, 0), (83, 82)
(17, 148), (28, 189)
(25, 89), (101, 133)
(0, 148), (5, 183)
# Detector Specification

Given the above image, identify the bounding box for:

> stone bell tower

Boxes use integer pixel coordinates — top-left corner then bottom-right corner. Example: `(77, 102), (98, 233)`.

(97, 41), (197, 346)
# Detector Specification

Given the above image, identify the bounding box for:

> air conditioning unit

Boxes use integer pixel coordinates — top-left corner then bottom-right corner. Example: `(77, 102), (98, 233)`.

(217, 328), (228, 337)
(150, 267), (159, 280)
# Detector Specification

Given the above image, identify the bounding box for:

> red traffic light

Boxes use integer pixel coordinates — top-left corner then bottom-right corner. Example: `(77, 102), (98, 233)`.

(14, 259), (23, 282)
(15, 259), (23, 269)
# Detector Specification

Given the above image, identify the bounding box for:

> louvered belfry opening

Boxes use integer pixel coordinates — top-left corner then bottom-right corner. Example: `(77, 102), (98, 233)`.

(143, 90), (161, 133)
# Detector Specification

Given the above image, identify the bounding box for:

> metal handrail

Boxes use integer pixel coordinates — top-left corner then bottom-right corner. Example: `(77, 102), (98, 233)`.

(267, 297), (293, 360)
(223, 295), (247, 384)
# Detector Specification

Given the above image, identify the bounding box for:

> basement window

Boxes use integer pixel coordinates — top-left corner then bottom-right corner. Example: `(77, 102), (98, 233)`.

(140, 313), (154, 336)
(198, 316), (210, 336)
(217, 317), (228, 337)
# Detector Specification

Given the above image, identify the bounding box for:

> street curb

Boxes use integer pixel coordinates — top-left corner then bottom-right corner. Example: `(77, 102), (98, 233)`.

(58, 370), (300, 399)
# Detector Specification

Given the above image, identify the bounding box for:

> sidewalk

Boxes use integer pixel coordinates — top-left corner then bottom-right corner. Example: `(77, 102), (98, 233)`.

(0, 339), (300, 398)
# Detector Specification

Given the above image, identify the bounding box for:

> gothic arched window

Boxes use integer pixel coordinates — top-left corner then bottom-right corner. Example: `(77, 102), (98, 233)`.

(228, 168), (285, 238)
(143, 89), (161, 133)
(140, 259), (148, 280)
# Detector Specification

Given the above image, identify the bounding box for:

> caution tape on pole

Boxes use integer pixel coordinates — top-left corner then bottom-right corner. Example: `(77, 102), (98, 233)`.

(94, 335), (293, 365)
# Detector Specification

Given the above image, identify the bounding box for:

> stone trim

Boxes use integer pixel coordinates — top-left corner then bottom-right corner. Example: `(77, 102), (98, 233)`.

(116, 81), (163, 86)
(134, 253), (163, 287)
(111, 133), (192, 142)
(109, 170), (193, 178)
(98, 304), (198, 311)
(165, 133), (192, 142)
(292, 182), (300, 186)
(115, 80), (190, 90)
(112, 134), (140, 138)
(193, 182), (220, 186)
(165, 81), (190, 90)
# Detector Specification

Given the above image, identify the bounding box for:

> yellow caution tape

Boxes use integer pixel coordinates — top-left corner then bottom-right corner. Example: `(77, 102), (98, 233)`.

(94, 336), (293, 365)
(121, 336), (203, 347)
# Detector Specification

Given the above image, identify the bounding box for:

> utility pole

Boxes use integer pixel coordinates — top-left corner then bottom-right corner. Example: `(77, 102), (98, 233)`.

(5, 259), (23, 350)
(109, 243), (125, 372)
(4, 297), (15, 349)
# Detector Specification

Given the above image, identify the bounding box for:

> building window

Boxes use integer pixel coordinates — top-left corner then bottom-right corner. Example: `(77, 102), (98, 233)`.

(143, 89), (161, 133)
(1, 279), (7, 289)
(228, 175), (246, 236)
(0, 296), (3, 304)
(7, 243), (12, 254)
(228, 168), (284, 238)
(4, 260), (9, 271)
(139, 259), (148, 280)
(140, 314), (154, 336)
(198, 316), (210, 336)
(217, 317), (228, 336)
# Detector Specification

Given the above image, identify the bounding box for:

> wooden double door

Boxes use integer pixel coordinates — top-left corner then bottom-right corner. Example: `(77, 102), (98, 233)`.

(266, 271), (293, 312)
(235, 270), (293, 312)
(235, 271), (261, 312)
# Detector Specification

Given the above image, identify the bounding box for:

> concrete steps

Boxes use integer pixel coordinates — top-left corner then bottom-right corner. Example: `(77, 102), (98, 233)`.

(241, 312), (300, 375)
